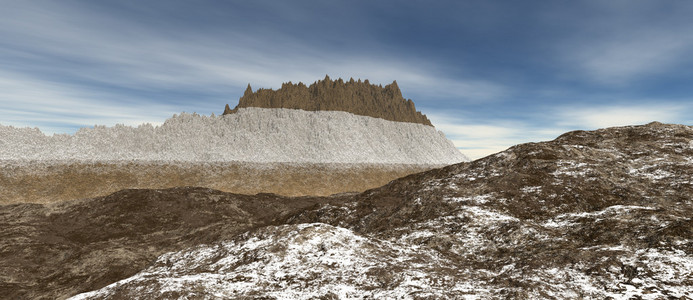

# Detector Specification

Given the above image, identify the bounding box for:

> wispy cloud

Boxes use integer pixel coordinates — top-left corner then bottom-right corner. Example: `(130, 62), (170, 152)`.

(552, 2), (693, 86)
(0, 71), (176, 134)
(553, 103), (686, 129)
(566, 33), (693, 86)
(427, 112), (564, 160)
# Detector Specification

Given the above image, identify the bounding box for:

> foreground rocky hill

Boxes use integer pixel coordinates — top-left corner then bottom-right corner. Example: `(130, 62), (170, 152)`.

(0, 188), (350, 299)
(1, 122), (691, 299)
(224, 75), (432, 125)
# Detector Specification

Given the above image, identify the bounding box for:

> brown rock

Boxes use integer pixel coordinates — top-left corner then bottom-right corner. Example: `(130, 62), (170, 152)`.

(0, 162), (436, 204)
(223, 76), (433, 126)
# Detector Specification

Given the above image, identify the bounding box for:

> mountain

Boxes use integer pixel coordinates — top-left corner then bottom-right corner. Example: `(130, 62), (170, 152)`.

(2, 122), (690, 299)
(0, 79), (467, 204)
(0, 108), (461, 164)
(223, 75), (432, 125)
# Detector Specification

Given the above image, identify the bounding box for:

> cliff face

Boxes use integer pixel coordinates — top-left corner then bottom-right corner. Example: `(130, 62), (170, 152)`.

(223, 76), (433, 126)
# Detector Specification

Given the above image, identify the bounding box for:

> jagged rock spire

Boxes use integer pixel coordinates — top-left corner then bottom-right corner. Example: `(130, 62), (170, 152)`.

(223, 77), (432, 126)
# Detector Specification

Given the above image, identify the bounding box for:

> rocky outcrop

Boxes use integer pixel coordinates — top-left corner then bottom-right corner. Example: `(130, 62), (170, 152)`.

(223, 76), (433, 126)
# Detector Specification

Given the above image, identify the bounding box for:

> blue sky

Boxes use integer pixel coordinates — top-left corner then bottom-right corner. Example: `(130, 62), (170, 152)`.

(2, 1), (693, 159)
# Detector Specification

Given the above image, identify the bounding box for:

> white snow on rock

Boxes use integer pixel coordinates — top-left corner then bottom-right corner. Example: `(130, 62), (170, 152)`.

(68, 223), (485, 300)
(0, 108), (468, 164)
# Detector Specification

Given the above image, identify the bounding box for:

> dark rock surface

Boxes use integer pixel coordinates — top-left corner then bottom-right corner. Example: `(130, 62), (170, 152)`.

(2, 122), (692, 299)
(224, 75), (433, 125)
(0, 188), (349, 299)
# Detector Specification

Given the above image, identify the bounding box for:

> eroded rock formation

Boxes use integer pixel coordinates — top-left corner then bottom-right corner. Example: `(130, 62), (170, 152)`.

(223, 76), (433, 126)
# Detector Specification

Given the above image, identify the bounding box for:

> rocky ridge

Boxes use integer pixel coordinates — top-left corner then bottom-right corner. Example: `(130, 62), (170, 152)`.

(223, 76), (433, 126)
(1, 107), (466, 203)
(0, 108), (460, 164)
(1, 122), (691, 299)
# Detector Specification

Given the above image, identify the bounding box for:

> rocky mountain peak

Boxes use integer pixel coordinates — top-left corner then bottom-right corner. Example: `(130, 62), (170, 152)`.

(223, 77), (433, 126)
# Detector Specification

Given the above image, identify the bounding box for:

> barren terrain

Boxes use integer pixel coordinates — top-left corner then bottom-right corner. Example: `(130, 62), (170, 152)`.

(1, 122), (691, 299)
(0, 161), (432, 204)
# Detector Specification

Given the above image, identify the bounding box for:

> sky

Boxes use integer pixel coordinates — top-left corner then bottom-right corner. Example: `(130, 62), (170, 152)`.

(2, 1), (693, 160)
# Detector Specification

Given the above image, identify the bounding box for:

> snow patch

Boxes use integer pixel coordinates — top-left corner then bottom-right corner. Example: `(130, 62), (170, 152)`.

(543, 205), (657, 228)
(520, 186), (542, 193)
(446, 194), (494, 205)
(552, 161), (590, 177)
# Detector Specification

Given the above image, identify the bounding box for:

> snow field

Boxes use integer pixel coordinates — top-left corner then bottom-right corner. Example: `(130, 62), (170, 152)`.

(0, 108), (468, 164)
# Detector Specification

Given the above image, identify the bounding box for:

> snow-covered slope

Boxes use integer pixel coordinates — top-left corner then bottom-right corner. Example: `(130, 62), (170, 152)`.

(69, 223), (471, 299)
(0, 107), (467, 164)
(69, 217), (693, 299)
